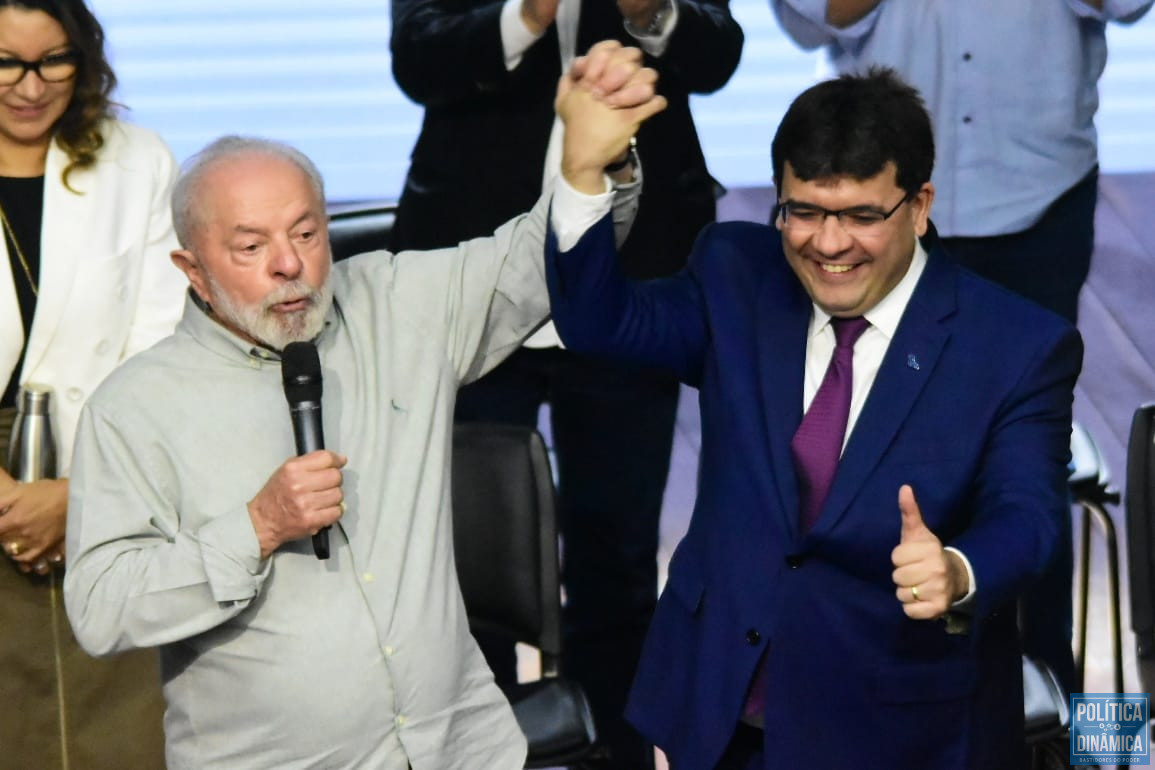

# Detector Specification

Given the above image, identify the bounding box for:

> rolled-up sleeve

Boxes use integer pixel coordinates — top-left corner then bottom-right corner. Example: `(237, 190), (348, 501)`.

(64, 402), (270, 657)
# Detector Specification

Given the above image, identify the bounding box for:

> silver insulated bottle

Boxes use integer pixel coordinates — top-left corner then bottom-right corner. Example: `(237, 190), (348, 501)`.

(7, 384), (57, 482)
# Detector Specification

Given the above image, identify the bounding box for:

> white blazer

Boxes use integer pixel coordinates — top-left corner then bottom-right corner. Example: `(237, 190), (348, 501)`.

(0, 120), (187, 473)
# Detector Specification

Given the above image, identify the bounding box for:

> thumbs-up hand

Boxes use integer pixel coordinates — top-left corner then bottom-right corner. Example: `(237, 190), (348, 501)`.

(890, 484), (967, 620)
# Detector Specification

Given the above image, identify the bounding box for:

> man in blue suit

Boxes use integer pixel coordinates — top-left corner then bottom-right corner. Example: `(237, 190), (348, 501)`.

(546, 70), (1083, 768)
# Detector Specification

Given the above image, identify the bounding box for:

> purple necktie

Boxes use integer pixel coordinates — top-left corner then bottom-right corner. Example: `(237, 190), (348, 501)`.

(742, 316), (868, 721)
(791, 315), (870, 533)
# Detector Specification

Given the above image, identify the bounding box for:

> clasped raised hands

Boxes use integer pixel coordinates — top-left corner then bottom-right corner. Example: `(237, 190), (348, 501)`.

(556, 40), (667, 193)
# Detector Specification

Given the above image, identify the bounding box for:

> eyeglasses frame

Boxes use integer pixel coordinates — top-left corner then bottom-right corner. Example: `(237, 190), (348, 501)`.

(0, 50), (80, 87)
(774, 193), (911, 234)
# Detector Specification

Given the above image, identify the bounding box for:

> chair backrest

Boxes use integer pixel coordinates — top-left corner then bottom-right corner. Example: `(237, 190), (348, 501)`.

(451, 423), (563, 671)
(1023, 655), (1070, 743)
(1127, 403), (1155, 661)
(326, 201), (396, 262)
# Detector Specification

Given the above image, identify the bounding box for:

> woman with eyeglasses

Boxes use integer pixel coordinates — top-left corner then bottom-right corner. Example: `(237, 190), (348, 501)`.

(0, 0), (183, 766)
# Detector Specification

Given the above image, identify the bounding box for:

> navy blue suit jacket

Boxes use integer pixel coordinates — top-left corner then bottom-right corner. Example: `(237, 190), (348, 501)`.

(546, 215), (1082, 769)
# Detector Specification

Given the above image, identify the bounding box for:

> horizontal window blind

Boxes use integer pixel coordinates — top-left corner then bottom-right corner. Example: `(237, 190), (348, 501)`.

(90, 0), (1155, 202)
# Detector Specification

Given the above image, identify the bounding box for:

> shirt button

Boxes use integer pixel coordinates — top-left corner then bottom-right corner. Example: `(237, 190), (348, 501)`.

(963, 116), (973, 124)
(95, 340), (110, 355)
(384, 645), (394, 657)
(962, 52), (972, 61)
(745, 629), (761, 645)
(363, 573), (374, 583)
(66, 387), (84, 402)
(247, 357), (261, 369)
(396, 715), (407, 726)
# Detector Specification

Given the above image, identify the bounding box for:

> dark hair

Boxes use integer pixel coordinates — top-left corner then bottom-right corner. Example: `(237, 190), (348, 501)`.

(1, 0), (117, 187)
(771, 67), (934, 198)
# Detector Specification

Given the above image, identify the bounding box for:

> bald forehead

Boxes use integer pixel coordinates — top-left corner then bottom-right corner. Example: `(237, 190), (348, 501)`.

(193, 153), (323, 230)
(201, 152), (318, 202)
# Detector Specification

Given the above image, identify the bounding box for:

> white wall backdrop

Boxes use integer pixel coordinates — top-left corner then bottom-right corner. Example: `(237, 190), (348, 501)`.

(90, 0), (1155, 201)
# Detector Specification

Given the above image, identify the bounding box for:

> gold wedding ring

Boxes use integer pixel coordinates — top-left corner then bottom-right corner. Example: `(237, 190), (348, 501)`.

(911, 585), (921, 601)
(339, 501), (347, 514)
(6, 542), (21, 557)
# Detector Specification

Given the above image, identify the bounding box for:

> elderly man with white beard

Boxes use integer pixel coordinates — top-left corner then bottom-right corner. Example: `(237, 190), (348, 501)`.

(61, 42), (664, 770)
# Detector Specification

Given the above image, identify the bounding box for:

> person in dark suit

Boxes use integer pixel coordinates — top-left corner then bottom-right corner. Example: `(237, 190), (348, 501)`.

(389, 1), (742, 767)
(770, 0), (1153, 703)
(545, 69), (1083, 769)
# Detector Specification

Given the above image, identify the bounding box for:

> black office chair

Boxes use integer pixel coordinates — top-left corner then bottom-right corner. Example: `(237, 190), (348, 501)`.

(1023, 654), (1070, 769)
(326, 201), (396, 262)
(1127, 403), (1155, 699)
(451, 422), (598, 768)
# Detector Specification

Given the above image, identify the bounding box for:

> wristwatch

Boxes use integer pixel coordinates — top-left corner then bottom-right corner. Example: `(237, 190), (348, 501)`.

(605, 136), (639, 174)
(628, 0), (673, 37)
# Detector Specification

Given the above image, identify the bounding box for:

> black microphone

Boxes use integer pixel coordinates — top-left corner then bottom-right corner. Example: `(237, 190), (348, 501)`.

(281, 341), (330, 559)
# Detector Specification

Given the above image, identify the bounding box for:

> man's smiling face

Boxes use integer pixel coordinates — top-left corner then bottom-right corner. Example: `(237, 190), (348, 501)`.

(777, 161), (933, 318)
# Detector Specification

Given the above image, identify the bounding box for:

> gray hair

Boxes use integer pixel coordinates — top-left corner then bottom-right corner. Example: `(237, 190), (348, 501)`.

(171, 135), (327, 249)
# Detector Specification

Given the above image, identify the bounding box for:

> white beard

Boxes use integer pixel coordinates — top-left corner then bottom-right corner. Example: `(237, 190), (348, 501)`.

(206, 275), (333, 351)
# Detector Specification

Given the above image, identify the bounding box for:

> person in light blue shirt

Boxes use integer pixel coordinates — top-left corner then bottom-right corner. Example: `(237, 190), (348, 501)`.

(770, 0), (1151, 322)
(770, 0), (1153, 698)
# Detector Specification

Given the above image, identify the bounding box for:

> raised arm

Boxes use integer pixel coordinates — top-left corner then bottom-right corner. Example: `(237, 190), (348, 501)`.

(823, 0), (882, 26)
(769, 0), (883, 49)
(626, 0), (744, 93)
(1068, 0), (1152, 22)
(545, 200), (716, 384)
(390, 0), (518, 105)
(543, 45), (711, 380)
(385, 43), (665, 383)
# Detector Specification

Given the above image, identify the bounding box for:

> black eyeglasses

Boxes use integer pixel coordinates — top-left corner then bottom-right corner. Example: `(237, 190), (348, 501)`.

(776, 194), (910, 236)
(0, 51), (80, 87)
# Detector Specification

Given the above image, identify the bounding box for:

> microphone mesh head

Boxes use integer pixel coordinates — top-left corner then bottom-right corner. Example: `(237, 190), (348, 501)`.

(281, 341), (323, 403)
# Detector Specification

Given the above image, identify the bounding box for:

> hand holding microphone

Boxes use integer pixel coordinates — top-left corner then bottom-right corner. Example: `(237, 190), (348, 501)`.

(247, 451), (346, 561)
(246, 342), (346, 561)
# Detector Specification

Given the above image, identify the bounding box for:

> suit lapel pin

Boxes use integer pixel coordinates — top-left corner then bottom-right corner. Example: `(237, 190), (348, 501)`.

(906, 354), (920, 371)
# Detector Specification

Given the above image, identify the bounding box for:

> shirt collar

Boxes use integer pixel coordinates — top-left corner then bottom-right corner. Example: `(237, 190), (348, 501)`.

(807, 238), (929, 341)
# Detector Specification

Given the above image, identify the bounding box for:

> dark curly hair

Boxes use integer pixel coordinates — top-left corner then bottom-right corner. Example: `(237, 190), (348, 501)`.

(2, 0), (117, 187)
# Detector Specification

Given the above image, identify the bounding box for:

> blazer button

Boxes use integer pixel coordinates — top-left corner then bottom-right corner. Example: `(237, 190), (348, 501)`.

(745, 629), (761, 645)
(785, 554), (805, 569)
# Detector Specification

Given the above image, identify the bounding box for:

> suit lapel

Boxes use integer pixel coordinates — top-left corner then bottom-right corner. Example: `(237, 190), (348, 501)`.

(810, 245), (958, 537)
(755, 266), (811, 537)
(21, 139), (88, 377)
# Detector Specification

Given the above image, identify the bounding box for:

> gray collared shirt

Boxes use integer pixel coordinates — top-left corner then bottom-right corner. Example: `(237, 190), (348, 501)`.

(63, 196), (554, 769)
